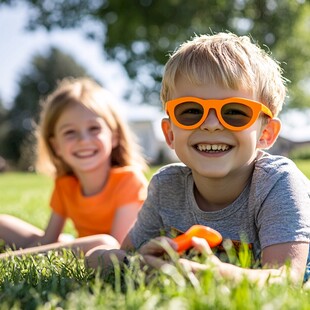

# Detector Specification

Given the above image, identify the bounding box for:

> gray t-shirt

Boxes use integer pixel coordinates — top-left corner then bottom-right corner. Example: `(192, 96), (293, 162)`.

(130, 151), (310, 276)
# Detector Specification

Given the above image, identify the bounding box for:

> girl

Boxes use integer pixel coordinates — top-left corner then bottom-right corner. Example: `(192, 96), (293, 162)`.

(0, 77), (148, 257)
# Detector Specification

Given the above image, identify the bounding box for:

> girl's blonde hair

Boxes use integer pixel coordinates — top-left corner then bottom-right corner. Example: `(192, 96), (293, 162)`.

(36, 77), (147, 177)
(161, 32), (287, 117)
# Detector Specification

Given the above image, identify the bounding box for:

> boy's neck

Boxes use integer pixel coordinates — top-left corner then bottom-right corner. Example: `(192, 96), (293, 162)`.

(192, 166), (254, 212)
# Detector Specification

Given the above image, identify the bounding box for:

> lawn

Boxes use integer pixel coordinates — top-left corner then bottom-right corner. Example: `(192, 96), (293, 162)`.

(0, 162), (310, 308)
(294, 159), (310, 179)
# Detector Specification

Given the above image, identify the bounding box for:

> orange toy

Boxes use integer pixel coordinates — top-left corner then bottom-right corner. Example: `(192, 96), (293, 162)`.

(173, 225), (222, 252)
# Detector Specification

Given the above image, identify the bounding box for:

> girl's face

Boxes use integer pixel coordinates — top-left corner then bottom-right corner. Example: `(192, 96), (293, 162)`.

(162, 77), (269, 180)
(50, 103), (118, 176)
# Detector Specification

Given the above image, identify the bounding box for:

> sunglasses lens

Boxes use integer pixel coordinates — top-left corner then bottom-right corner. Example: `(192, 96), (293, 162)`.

(221, 103), (253, 127)
(174, 101), (204, 126)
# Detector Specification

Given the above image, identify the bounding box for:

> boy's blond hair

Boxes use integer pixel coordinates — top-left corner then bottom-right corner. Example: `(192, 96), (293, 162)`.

(161, 32), (287, 117)
(36, 77), (147, 177)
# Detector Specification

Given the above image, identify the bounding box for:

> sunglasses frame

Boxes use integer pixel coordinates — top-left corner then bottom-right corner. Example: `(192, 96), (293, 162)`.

(165, 97), (273, 131)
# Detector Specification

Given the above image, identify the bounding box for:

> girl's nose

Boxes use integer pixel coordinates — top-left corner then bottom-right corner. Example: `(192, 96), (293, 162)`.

(78, 131), (91, 141)
(199, 109), (224, 132)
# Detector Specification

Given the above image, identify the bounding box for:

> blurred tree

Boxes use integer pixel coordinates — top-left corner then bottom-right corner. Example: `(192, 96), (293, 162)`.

(0, 0), (309, 108)
(0, 97), (6, 122)
(0, 97), (9, 158)
(0, 47), (91, 169)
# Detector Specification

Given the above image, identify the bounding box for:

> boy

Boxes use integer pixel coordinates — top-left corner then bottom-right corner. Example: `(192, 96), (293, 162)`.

(86, 32), (310, 284)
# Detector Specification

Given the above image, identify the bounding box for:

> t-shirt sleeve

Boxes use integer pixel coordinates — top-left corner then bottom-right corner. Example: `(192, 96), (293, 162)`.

(129, 174), (165, 249)
(256, 167), (310, 250)
(115, 170), (148, 209)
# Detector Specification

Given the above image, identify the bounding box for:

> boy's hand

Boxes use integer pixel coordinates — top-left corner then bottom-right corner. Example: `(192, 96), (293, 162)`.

(139, 236), (177, 256)
(139, 236), (221, 273)
(179, 237), (221, 272)
(138, 236), (179, 269)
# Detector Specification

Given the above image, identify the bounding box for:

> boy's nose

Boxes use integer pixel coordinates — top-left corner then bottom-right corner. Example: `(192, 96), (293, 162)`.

(199, 109), (224, 132)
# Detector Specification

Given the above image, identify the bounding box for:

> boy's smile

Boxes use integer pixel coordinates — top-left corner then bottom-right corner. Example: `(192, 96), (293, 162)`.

(195, 143), (230, 152)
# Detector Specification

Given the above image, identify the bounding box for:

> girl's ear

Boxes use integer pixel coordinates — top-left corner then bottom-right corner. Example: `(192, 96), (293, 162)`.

(49, 137), (61, 157)
(161, 118), (175, 149)
(257, 118), (282, 149)
(112, 131), (119, 149)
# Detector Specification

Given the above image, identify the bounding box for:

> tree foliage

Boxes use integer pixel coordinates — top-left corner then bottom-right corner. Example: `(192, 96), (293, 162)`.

(0, 47), (91, 169)
(0, 97), (7, 121)
(1, 0), (309, 108)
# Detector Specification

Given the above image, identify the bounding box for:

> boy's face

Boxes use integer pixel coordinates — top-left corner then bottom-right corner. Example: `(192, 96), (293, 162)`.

(161, 77), (279, 179)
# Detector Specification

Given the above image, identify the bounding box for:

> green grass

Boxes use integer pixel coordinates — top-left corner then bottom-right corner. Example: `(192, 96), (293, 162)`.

(0, 172), (53, 228)
(0, 162), (310, 308)
(294, 159), (310, 179)
(1, 245), (310, 309)
(0, 172), (76, 235)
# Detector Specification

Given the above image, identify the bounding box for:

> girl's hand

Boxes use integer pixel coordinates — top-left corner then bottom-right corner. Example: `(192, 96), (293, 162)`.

(85, 247), (127, 270)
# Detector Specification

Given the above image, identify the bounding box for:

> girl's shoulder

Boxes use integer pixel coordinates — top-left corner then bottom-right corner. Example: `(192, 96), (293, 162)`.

(110, 166), (148, 184)
(111, 165), (145, 177)
(55, 174), (79, 187)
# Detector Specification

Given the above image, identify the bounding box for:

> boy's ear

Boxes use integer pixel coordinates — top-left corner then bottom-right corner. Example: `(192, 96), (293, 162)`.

(257, 118), (282, 149)
(161, 118), (175, 149)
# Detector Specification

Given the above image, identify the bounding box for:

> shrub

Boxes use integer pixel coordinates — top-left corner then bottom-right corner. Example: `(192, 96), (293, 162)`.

(289, 146), (310, 160)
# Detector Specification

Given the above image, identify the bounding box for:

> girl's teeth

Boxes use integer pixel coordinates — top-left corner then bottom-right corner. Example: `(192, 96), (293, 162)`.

(76, 150), (95, 157)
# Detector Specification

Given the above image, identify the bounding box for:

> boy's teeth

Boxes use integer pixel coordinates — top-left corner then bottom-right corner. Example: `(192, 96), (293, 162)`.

(196, 144), (229, 152)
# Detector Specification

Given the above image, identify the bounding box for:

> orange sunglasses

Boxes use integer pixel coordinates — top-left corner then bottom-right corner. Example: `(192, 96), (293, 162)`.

(165, 97), (273, 131)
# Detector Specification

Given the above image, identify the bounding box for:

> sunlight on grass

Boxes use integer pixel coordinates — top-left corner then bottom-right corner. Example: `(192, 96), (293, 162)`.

(294, 159), (310, 179)
(0, 162), (310, 308)
(0, 247), (309, 308)
(0, 172), (75, 234)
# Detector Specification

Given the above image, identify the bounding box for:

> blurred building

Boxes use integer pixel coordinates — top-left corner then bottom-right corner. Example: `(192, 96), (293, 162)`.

(125, 105), (179, 164)
(268, 136), (310, 157)
(125, 105), (310, 162)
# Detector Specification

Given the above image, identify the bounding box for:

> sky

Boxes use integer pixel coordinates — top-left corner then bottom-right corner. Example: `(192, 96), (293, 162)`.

(1, 3), (310, 142)
(0, 3), (129, 107)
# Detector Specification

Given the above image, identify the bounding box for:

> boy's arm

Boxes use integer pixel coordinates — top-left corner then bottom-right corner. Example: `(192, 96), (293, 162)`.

(261, 242), (309, 282)
(139, 237), (309, 286)
(201, 241), (309, 286)
(120, 233), (136, 250)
